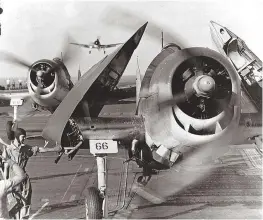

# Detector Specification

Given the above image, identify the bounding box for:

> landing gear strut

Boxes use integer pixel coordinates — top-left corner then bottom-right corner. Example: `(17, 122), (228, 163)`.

(85, 155), (108, 219)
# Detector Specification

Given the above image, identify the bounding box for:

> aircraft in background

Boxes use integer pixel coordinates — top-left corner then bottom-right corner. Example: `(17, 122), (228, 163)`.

(210, 20), (262, 112)
(70, 36), (123, 54)
(40, 20), (262, 218)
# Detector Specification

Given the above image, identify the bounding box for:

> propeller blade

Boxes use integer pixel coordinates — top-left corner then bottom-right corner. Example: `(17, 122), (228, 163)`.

(135, 141), (229, 206)
(100, 7), (210, 73)
(215, 97), (234, 125)
(0, 51), (37, 72)
(158, 92), (188, 109)
(45, 34), (80, 75)
(60, 34), (76, 63)
(158, 88), (196, 109)
(100, 7), (187, 48)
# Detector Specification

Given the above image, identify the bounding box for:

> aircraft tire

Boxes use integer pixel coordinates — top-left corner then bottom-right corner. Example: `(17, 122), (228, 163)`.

(84, 187), (103, 219)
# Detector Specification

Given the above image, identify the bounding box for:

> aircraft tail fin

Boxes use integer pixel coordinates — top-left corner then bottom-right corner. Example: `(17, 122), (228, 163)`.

(135, 56), (141, 115)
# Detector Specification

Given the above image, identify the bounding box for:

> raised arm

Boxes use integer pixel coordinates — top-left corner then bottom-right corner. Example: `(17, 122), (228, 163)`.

(37, 142), (62, 153)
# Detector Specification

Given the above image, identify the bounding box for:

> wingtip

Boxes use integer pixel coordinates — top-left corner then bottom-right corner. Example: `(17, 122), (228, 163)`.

(209, 20), (223, 29)
(142, 22), (148, 29)
(209, 20), (216, 29)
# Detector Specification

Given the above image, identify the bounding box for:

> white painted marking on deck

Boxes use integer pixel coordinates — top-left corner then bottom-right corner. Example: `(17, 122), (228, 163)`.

(61, 164), (82, 202)
(132, 185), (165, 204)
(69, 194), (76, 201)
(243, 149), (262, 169)
(29, 202), (49, 220)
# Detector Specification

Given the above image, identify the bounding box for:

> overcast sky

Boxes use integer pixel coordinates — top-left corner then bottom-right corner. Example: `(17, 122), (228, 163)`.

(0, 0), (262, 83)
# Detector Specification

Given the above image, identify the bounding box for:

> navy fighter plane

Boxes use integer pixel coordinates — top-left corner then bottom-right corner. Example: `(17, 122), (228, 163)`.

(70, 36), (123, 54)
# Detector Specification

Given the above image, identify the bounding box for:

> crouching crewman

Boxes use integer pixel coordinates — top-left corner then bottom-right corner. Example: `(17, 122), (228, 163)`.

(0, 155), (26, 219)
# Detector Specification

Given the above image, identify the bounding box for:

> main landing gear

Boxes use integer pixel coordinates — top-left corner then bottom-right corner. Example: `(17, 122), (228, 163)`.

(84, 155), (108, 219)
(85, 187), (103, 219)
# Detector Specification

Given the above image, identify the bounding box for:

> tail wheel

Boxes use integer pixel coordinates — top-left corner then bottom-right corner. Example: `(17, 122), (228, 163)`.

(85, 187), (103, 219)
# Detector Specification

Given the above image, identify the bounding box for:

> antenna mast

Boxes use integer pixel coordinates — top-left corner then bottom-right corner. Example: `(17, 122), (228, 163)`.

(161, 31), (164, 49)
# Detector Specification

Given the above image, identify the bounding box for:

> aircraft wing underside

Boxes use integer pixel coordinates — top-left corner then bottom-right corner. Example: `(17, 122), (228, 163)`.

(0, 90), (30, 101)
(70, 42), (93, 48)
(101, 43), (123, 48)
(106, 86), (136, 105)
(74, 116), (144, 146)
(42, 23), (147, 144)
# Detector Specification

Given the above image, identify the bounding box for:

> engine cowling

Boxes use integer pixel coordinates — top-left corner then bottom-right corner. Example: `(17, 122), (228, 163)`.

(139, 47), (241, 153)
(27, 58), (73, 111)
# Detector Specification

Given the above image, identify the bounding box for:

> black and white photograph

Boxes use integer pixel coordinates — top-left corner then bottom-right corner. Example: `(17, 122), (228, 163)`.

(0, 0), (262, 219)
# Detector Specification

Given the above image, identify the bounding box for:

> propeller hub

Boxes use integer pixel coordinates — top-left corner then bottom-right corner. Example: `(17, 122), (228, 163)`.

(194, 75), (215, 97)
(37, 70), (45, 77)
(198, 75), (215, 92)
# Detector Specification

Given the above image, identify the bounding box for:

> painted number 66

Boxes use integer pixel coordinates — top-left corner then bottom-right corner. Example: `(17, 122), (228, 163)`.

(95, 142), (108, 150)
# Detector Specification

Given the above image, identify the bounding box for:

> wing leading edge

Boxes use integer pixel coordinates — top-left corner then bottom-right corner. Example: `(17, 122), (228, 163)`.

(101, 43), (123, 48)
(0, 90), (30, 100)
